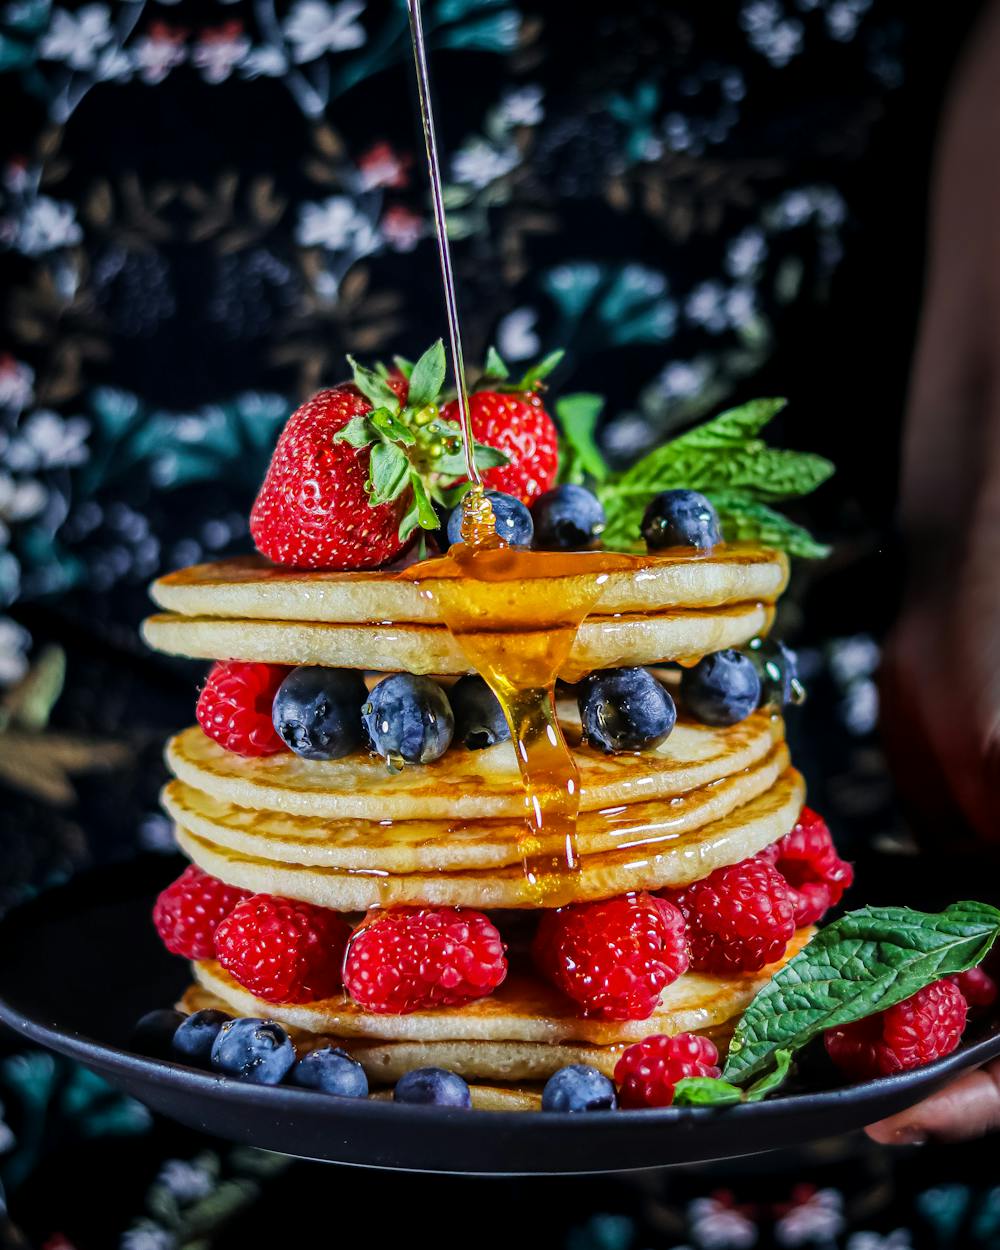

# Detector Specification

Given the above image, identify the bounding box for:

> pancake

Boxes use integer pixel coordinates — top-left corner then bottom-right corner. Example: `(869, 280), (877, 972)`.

(173, 768), (806, 909)
(161, 742), (789, 873)
(142, 599), (775, 677)
(152, 547), (789, 625)
(165, 710), (784, 822)
(192, 928), (812, 1048)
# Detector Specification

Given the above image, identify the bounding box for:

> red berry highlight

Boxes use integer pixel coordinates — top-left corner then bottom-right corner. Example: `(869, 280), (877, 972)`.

(196, 661), (290, 757)
(533, 892), (689, 1020)
(343, 907), (507, 1014)
(761, 807), (853, 926)
(824, 979), (968, 1080)
(214, 894), (350, 1004)
(952, 966), (998, 1008)
(614, 1033), (721, 1109)
(153, 866), (250, 960)
(663, 857), (796, 975)
(442, 389), (558, 504)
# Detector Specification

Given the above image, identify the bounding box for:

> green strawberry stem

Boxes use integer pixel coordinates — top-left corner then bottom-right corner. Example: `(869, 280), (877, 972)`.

(335, 339), (508, 541)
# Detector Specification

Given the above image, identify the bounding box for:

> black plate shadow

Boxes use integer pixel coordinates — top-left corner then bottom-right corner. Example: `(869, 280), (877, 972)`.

(0, 858), (997, 1175)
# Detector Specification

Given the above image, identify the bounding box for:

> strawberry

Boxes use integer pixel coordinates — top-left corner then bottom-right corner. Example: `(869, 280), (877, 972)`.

(250, 342), (508, 570)
(440, 350), (563, 505)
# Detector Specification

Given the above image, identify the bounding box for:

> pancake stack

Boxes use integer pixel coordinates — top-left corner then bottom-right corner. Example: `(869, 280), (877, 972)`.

(142, 539), (829, 1107)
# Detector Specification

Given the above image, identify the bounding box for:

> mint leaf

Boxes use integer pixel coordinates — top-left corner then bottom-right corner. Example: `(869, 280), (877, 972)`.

(483, 346), (510, 381)
(745, 1049), (793, 1101)
(555, 393), (610, 484)
(333, 416), (378, 449)
(368, 442), (410, 504)
(724, 902), (1000, 1085)
(518, 349), (564, 390)
(595, 396), (832, 557)
(393, 355), (415, 380)
(671, 1078), (744, 1108)
(667, 397), (787, 449)
(349, 355), (402, 412)
(408, 339), (446, 409)
(709, 492), (831, 559)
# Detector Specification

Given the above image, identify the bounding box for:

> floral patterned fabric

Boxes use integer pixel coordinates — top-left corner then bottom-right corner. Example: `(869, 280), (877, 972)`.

(0, 1), (993, 1246)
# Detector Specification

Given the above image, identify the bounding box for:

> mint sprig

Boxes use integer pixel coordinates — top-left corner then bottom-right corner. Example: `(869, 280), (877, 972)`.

(673, 1050), (794, 1108)
(555, 393), (610, 486)
(332, 339), (510, 541)
(473, 346), (564, 393)
(592, 397), (833, 556)
(723, 902), (1000, 1086)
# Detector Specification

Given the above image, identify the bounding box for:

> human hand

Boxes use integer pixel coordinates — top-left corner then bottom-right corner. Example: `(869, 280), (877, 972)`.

(866, 1060), (1000, 1144)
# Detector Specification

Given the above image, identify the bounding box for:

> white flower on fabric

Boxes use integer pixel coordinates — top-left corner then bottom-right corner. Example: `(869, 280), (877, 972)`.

(0, 472), (47, 524)
(451, 139), (519, 190)
(497, 84), (543, 127)
(0, 619), (31, 687)
(0, 357), (35, 412)
(685, 281), (729, 333)
(120, 1225), (177, 1250)
(283, 0), (366, 64)
(192, 22), (251, 84)
(296, 196), (379, 253)
(6, 411), (91, 471)
(240, 44), (289, 78)
(828, 633), (880, 685)
(95, 44), (133, 81)
(689, 1196), (758, 1249)
(775, 1189), (846, 1246)
(496, 308), (540, 361)
(655, 360), (708, 400)
(40, 4), (114, 70)
(132, 24), (187, 85)
(725, 284), (758, 329)
(846, 1232), (913, 1250)
(619, 263), (668, 298)
(156, 1158), (215, 1202)
(726, 228), (767, 278)
(380, 205), (423, 253)
(16, 196), (83, 256)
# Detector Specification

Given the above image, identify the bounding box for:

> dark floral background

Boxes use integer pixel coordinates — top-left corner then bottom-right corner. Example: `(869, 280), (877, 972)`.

(0, 1), (996, 1247)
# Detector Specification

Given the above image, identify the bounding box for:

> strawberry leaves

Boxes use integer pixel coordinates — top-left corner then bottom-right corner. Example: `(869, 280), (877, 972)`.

(476, 346), (565, 392)
(335, 339), (510, 540)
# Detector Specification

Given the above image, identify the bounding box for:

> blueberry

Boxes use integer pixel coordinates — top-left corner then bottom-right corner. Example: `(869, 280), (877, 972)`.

(680, 649), (761, 726)
(289, 1047), (369, 1099)
(172, 1009), (231, 1067)
(446, 490), (533, 547)
(393, 1067), (471, 1108)
(748, 638), (802, 709)
(272, 666), (368, 761)
(210, 1017), (296, 1085)
(449, 675), (510, 750)
(578, 667), (677, 753)
(531, 484), (605, 551)
(542, 1065), (618, 1113)
(641, 489), (721, 550)
(130, 1009), (186, 1060)
(363, 673), (454, 764)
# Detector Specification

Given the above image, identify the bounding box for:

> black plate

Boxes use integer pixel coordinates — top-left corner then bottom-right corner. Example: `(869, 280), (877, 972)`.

(0, 858), (998, 1175)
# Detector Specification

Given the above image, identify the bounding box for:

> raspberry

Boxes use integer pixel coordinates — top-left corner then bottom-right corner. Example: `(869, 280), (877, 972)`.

(663, 857), (796, 975)
(614, 1033), (721, 1108)
(343, 907), (507, 1014)
(533, 892), (689, 1020)
(196, 661), (290, 756)
(214, 894), (350, 1004)
(824, 979), (968, 1080)
(951, 967), (998, 1008)
(761, 807), (853, 926)
(153, 866), (249, 960)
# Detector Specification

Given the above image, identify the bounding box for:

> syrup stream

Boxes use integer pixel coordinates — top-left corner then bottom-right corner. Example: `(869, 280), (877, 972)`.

(405, 1), (628, 902)
(405, 0), (479, 489)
